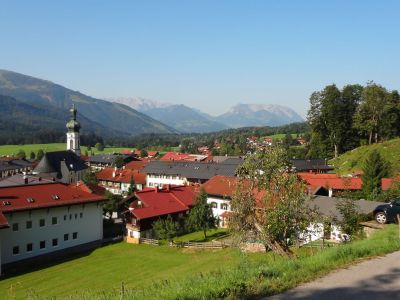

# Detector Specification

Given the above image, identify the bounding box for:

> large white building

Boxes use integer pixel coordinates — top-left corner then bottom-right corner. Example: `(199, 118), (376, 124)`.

(0, 182), (104, 275)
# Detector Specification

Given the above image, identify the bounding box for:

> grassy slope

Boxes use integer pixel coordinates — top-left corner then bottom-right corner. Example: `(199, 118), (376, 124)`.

(1, 242), (242, 299)
(332, 138), (400, 175)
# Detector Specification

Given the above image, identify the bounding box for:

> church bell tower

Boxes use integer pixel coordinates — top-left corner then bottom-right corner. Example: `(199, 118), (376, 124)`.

(66, 104), (81, 156)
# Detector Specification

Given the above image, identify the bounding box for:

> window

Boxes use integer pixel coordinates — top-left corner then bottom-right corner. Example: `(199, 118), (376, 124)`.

(12, 223), (19, 231)
(80, 212), (83, 218)
(39, 219), (45, 227)
(52, 217), (58, 225)
(26, 220), (32, 229)
(72, 232), (78, 239)
(64, 233), (69, 241)
(220, 203), (228, 210)
(12, 246), (19, 255)
(52, 238), (58, 247)
(69, 214), (72, 220)
(40, 240), (46, 249)
(210, 202), (217, 209)
(74, 213), (78, 219)
(26, 243), (33, 252)
(64, 215), (67, 221)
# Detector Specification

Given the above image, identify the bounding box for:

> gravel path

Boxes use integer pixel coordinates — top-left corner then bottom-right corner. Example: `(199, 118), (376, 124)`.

(265, 251), (400, 300)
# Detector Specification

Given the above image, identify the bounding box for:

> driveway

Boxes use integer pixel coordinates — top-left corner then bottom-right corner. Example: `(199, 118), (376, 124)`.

(266, 251), (400, 300)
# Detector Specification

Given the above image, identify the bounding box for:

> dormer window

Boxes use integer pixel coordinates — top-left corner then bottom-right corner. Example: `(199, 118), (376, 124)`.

(52, 195), (60, 200)
(27, 197), (35, 203)
(2, 201), (11, 206)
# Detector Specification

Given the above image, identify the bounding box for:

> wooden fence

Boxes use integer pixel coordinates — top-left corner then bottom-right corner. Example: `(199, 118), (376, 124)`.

(139, 238), (160, 246)
(172, 241), (228, 249)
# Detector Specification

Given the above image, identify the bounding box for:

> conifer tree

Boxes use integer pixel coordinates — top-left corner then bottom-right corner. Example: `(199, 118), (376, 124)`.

(362, 150), (390, 198)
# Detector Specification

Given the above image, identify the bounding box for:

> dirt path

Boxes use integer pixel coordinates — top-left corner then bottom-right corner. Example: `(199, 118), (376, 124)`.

(266, 251), (400, 300)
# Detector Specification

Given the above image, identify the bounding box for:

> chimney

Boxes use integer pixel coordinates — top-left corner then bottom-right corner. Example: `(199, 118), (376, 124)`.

(154, 187), (158, 193)
(166, 184), (170, 192)
(112, 171), (116, 178)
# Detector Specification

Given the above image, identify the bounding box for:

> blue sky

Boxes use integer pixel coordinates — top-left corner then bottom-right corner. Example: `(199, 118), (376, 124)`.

(1, 0), (399, 117)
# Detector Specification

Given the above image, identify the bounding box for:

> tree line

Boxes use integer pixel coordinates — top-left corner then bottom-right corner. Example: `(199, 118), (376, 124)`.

(308, 82), (400, 158)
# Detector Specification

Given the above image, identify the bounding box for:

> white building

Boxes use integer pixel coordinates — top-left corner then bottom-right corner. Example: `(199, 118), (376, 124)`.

(0, 182), (105, 275)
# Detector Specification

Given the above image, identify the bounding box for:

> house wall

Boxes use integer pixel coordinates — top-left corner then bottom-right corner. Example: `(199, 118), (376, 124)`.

(207, 196), (231, 227)
(146, 174), (187, 187)
(0, 202), (103, 267)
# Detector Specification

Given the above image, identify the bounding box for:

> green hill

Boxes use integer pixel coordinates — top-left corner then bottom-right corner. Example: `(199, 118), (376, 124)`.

(0, 69), (178, 136)
(331, 138), (400, 175)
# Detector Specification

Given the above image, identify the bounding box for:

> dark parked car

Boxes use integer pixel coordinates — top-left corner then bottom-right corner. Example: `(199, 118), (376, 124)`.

(373, 198), (400, 224)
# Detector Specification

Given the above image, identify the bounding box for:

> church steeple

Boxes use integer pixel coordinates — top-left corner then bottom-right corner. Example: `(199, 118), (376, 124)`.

(66, 104), (81, 156)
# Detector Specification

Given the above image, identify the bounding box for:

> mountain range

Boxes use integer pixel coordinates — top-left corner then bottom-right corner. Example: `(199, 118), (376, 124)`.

(0, 69), (304, 137)
(110, 97), (304, 133)
(0, 70), (177, 137)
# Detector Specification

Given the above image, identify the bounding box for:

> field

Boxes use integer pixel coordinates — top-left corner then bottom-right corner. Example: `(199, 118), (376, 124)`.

(331, 138), (400, 175)
(1, 240), (243, 299)
(0, 143), (131, 157)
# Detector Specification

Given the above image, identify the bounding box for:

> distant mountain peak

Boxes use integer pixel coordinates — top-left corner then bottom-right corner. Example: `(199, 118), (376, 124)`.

(108, 97), (172, 112)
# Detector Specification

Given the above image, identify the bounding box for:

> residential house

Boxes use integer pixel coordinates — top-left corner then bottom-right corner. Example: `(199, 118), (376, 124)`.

(0, 182), (105, 275)
(142, 159), (242, 188)
(125, 185), (197, 243)
(86, 154), (137, 171)
(160, 152), (208, 162)
(96, 167), (147, 195)
(0, 158), (35, 179)
(292, 159), (334, 173)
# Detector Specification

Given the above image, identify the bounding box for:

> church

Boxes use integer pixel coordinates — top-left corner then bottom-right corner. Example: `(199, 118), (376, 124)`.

(33, 105), (87, 184)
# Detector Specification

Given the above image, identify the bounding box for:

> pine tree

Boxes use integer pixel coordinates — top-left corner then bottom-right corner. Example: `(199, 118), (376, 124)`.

(362, 150), (390, 199)
(186, 188), (217, 239)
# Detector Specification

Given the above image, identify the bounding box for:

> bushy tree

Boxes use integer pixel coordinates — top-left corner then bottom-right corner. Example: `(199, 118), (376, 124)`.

(113, 155), (125, 168)
(95, 142), (104, 151)
(37, 149), (44, 160)
(230, 146), (315, 256)
(362, 150), (390, 199)
(140, 149), (148, 158)
(29, 151), (36, 160)
(103, 192), (123, 218)
(127, 175), (136, 195)
(16, 149), (26, 159)
(186, 188), (218, 239)
(83, 170), (98, 185)
(153, 215), (179, 241)
(336, 198), (361, 236)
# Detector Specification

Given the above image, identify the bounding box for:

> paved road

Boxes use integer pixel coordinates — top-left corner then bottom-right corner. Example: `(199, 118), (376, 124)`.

(266, 251), (400, 300)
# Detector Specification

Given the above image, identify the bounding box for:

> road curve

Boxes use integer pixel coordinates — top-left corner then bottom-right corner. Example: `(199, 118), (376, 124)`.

(265, 251), (400, 300)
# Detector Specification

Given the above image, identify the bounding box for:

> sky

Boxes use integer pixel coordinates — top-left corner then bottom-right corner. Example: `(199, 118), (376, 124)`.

(1, 0), (400, 117)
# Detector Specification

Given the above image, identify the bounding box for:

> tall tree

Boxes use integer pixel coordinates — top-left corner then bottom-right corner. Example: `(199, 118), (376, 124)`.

(230, 146), (315, 256)
(362, 150), (390, 199)
(153, 215), (179, 241)
(36, 149), (44, 160)
(186, 188), (218, 239)
(354, 82), (388, 144)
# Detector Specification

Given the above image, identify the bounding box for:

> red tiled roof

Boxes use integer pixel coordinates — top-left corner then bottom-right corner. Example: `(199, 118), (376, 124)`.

(125, 159), (151, 171)
(0, 211), (9, 228)
(161, 152), (192, 161)
(381, 177), (400, 191)
(130, 186), (197, 220)
(147, 151), (159, 157)
(96, 167), (147, 184)
(0, 183), (105, 215)
(298, 173), (362, 191)
(202, 175), (239, 198)
(71, 181), (106, 196)
(120, 149), (134, 155)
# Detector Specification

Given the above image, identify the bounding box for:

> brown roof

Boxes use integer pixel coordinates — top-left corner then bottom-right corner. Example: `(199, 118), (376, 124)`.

(96, 167), (147, 184)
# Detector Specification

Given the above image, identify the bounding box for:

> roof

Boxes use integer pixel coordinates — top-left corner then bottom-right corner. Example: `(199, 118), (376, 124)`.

(292, 159), (334, 172)
(160, 152), (208, 162)
(298, 173), (363, 191)
(130, 186), (197, 220)
(202, 175), (239, 198)
(88, 154), (135, 164)
(125, 159), (151, 171)
(142, 160), (242, 180)
(0, 211), (9, 228)
(96, 167), (147, 184)
(381, 177), (400, 191)
(0, 158), (35, 172)
(0, 174), (55, 187)
(309, 196), (384, 222)
(34, 151), (87, 178)
(0, 183), (105, 216)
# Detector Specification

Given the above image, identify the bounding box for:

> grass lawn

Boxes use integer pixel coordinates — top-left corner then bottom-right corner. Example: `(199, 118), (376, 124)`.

(0, 143), (132, 157)
(173, 228), (229, 242)
(0, 242), (242, 299)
